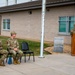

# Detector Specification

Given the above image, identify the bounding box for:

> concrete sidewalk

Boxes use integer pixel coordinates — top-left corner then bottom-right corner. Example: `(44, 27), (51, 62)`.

(0, 54), (75, 75)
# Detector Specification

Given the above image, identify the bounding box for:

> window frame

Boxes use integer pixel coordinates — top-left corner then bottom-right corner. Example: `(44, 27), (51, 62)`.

(58, 16), (75, 35)
(3, 19), (10, 31)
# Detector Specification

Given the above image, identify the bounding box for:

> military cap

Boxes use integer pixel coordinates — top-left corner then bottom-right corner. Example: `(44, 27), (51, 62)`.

(11, 31), (16, 35)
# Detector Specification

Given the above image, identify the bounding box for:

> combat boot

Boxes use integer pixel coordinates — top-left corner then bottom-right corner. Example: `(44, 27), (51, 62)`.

(16, 59), (20, 64)
(13, 59), (17, 65)
(0, 61), (5, 66)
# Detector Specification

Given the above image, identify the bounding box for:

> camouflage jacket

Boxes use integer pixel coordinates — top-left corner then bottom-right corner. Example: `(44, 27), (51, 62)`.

(7, 38), (19, 50)
(0, 40), (3, 50)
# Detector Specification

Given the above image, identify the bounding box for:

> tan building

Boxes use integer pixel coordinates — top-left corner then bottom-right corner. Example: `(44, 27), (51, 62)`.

(0, 0), (75, 44)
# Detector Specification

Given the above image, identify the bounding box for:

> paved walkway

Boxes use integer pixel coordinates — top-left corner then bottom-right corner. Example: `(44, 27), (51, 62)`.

(0, 54), (75, 75)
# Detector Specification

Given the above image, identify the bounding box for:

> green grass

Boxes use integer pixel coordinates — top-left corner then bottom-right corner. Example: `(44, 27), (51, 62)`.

(0, 36), (50, 56)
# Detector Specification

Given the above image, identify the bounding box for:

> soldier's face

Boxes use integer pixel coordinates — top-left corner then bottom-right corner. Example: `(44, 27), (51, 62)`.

(12, 34), (16, 38)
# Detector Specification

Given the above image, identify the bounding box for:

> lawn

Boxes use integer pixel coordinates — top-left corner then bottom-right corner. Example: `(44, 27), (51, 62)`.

(0, 36), (50, 56)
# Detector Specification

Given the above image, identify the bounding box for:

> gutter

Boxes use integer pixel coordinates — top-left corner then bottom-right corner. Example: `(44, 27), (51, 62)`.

(0, 0), (75, 13)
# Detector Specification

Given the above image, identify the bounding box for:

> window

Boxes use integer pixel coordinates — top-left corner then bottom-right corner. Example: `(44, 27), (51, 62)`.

(3, 19), (10, 30)
(59, 16), (75, 35)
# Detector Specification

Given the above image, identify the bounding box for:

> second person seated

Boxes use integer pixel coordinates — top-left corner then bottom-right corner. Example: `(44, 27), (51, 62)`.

(7, 31), (23, 65)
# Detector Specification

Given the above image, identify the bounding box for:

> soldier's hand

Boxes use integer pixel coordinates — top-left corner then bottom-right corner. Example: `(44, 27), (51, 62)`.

(14, 48), (18, 51)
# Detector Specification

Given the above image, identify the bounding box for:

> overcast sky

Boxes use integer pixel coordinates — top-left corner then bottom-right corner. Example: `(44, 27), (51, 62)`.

(0, 0), (36, 7)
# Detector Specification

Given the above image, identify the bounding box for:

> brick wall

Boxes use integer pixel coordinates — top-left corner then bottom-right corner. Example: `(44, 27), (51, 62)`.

(1, 5), (75, 44)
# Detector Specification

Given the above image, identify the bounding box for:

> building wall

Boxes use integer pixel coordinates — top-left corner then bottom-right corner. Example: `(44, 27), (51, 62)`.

(1, 5), (75, 44)
(1, 9), (42, 39)
(0, 15), (2, 35)
(45, 5), (75, 44)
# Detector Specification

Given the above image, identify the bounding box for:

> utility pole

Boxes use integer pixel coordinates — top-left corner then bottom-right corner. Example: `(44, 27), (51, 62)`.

(15, 0), (17, 4)
(39, 0), (46, 58)
(6, 0), (8, 6)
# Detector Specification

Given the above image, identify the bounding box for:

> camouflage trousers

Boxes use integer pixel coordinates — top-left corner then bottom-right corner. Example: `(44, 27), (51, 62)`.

(0, 50), (8, 62)
(9, 50), (23, 60)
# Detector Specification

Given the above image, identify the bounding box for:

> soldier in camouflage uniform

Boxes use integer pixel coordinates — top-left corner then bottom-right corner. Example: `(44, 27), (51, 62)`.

(7, 31), (23, 64)
(0, 41), (8, 66)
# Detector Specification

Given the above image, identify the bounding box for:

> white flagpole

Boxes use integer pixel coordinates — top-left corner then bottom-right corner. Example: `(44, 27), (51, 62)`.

(39, 0), (46, 58)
